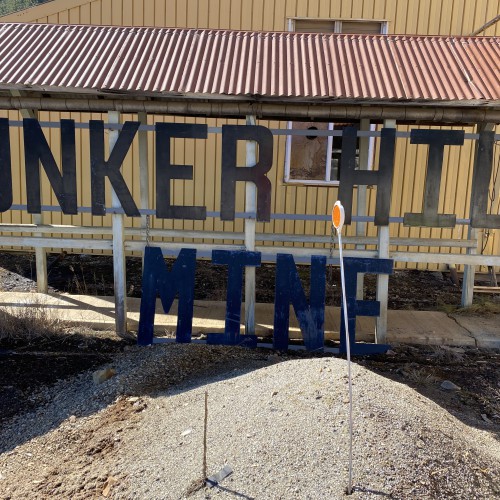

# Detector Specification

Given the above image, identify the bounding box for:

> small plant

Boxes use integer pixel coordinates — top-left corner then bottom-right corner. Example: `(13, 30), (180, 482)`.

(437, 296), (500, 316)
(403, 365), (439, 386)
(453, 298), (500, 316)
(428, 346), (465, 364)
(0, 297), (64, 342)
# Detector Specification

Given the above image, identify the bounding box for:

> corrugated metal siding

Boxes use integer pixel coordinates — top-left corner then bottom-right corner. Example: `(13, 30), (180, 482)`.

(0, 23), (498, 103)
(2, 0), (499, 37)
(0, 0), (499, 271)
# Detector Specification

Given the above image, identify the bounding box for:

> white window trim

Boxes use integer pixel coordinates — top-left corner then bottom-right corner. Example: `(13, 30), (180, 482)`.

(284, 122), (338, 186)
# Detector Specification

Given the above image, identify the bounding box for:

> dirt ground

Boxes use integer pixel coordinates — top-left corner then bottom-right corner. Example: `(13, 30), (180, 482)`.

(1, 329), (499, 430)
(0, 250), (499, 482)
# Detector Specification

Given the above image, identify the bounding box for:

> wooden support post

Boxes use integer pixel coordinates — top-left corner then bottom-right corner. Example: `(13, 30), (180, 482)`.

(108, 111), (129, 338)
(33, 214), (47, 293)
(14, 96), (48, 293)
(462, 226), (478, 307)
(376, 226), (390, 343)
(375, 119), (396, 344)
(356, 118), (371, 299)
(244, 115), (257, 335)
(462, 123), (494, 307)
(138, 112), (150, 265)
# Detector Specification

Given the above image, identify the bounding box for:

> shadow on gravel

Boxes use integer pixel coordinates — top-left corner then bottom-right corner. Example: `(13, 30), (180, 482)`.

(210, 484), (256, 499)
(355, 343), (500, 441)
(0, 330), (129, 444)
(353, 486), (393, 497)
(0, 341), (292, 454)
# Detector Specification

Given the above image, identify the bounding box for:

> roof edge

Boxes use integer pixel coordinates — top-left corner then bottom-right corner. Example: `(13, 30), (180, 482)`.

(1, 95), (499, 124)
(1, 21), (500, 39)
(0, 86), (498, 108)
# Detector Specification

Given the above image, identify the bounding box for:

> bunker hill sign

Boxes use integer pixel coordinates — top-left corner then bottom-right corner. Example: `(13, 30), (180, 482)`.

(0, 118), (498, 229)
(0, 118), (497, 353)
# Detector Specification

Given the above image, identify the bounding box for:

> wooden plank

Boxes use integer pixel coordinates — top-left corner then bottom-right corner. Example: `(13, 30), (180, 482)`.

(0, 224), (112, 235)
(462, 123), (494, 305)
(16, 104), (48, 293)
(376, 225), (390, 343)
(33, 215), (48, 293)
(0, 236), (112, 250)
(474, 286), (500, 294)
(392, 250), (500, 266)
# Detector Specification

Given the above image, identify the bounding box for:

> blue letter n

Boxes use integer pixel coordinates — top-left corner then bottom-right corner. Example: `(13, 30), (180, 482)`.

(273, 254), (326, 352)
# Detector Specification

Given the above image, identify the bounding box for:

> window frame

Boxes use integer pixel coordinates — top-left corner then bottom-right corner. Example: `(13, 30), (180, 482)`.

(287, 17), (389, 34)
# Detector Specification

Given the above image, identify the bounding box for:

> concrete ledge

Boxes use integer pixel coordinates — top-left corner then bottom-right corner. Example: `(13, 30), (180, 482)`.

(451, 315), (500, 349)
(0, 292), (497, 348)
(387, 310), (476, 347)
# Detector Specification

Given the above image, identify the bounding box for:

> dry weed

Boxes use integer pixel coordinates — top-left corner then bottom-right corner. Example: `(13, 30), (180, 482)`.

(428, 346), (465, 364)
(402, 365), (440, 386)
(439, 297), (500, 316)
(454, 299), (500, 316)
(0, 297), (64, 341)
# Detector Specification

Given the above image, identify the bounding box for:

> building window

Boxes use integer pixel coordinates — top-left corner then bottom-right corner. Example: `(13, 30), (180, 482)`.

(284, 18), (387, 185)
(290, 18), (388, 35)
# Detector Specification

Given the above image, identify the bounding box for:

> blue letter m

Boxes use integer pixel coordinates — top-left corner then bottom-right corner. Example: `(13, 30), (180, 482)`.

(138, 247), (196, 345)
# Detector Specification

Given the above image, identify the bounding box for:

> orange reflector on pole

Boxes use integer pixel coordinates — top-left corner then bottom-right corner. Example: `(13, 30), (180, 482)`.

(332, 200), (345, 231)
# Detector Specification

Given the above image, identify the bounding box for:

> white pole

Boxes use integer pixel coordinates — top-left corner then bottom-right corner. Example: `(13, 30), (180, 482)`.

(138, 111), (150, 268)
(333, 201), (353, 495)
(108, 111), (129, 338)
(138, 112), (150, 232)
(356, 118), (371, 300)
(375, 118), (395, 343)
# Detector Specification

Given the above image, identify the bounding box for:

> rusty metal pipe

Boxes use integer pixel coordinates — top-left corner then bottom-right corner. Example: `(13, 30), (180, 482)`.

(0, 96), (498, 124)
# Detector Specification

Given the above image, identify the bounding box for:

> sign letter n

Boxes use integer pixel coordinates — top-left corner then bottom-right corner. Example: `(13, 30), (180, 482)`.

(24, 119), (77, 214)
(138, 247), (197, 345)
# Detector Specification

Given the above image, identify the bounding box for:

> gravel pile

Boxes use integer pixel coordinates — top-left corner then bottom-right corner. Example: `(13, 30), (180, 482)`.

(1, 344), (499, 499)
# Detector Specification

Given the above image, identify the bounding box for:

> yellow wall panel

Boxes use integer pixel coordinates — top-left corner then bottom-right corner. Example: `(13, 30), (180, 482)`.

(3, 0), (496, 37)
(90, 1), (101, 24)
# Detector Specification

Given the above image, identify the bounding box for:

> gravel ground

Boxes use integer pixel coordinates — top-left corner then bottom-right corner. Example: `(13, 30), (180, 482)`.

(1, 344), (499, 499)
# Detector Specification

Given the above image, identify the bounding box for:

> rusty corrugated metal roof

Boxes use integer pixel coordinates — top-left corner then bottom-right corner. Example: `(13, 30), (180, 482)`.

(0, 23), (498, 104)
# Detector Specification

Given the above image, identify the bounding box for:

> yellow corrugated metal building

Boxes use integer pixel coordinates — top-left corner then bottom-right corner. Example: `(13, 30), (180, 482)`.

(0, 0), (499, 270)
